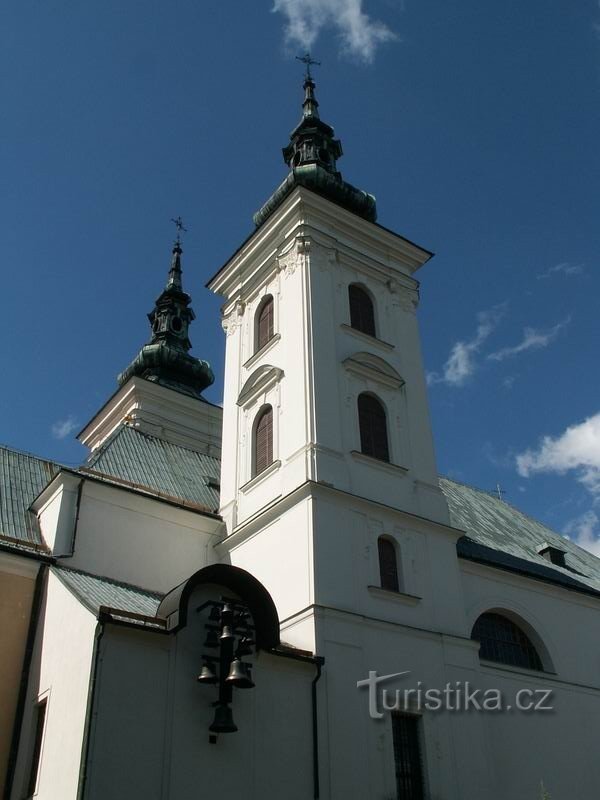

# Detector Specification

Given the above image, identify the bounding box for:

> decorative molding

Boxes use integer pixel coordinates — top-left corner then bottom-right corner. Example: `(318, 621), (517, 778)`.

(343, 352), (405, 389)
(350, 450), (409, 476)
(367, 585), (422, 606)
(221, 300), (245, 336)
(276, 235), (311, 278)
(386, 279), (419, 313)
(237, 364), (284, 408)
(242, 334), (281, 370)
(239, 460), (282, 494)
(340, 324), (394, 352)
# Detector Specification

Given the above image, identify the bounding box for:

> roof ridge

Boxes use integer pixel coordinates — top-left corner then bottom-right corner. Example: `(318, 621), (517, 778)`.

(120, 424), (219, 460)
(52, 564), (163, 598)
(439, 474), (567, 542)
(0, 441), (62, 467)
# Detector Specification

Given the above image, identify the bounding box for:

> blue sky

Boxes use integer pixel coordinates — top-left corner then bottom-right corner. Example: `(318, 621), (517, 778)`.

(1, 1), (599, 551)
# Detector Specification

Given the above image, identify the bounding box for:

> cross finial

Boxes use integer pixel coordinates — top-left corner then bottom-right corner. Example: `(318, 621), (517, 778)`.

(171, 216), (188, 245)
(296, 52), (321, 80)
(494, 483), (507, 501)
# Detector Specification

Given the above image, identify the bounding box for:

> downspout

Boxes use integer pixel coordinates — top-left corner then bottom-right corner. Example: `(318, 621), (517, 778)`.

(271, 649), (324, 799)
(311, 657), (324, 799)
(76, 620), (105, 800)
(3, 563), (48, 800)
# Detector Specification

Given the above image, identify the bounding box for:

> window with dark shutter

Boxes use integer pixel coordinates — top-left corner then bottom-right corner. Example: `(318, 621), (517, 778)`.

(27, 698), (47, 797)
(378, 537), (400, 592)
(392, 713), (425, 800)
(256, 296), (274, 352)
(471, 612), (544, 671)
(358, 393), (389, 462)
(349, 284), (376, 337)
(254, 405), (273, 476)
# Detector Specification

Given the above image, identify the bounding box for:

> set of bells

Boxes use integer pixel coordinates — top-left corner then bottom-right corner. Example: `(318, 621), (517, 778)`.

(197, 600), (256, 734)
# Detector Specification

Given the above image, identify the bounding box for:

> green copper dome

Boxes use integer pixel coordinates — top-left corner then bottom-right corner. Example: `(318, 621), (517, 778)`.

(117, 241), (214, 399)
(254, 70), (377, 227)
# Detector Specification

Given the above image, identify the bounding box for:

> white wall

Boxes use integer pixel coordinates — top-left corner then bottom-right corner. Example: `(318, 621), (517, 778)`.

(84, 583), (315, 800)
(38, 478), (224, 593)
(10, 571), (97, 800)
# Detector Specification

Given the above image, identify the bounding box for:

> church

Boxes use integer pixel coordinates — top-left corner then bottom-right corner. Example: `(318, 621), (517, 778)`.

(1, 67), (599, 800)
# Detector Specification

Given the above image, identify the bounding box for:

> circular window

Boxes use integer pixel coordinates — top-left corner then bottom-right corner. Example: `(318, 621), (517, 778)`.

(170, 317), (183, 333)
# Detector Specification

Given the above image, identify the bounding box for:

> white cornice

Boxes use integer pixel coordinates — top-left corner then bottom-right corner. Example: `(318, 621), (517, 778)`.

(208, 187), (433, 302)
(77, 377), (222, 456)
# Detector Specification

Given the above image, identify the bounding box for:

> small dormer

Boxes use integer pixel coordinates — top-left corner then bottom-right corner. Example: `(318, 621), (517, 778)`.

(538, 543), (567, 568)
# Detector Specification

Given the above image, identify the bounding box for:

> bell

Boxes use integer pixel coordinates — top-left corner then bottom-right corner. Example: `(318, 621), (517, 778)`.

(219, 624), (235, 642)
(197, 663), (218, 684)
(209, 703), (238, 734)
(236, 636), (255, 657)
(204, 629), (219, 649)
(225, 658), (255, 689)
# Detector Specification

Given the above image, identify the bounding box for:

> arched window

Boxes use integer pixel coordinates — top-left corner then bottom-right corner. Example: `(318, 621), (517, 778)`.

(256, 296), (274, 352)
(358, 393), (389, 462)
(378, 537), (400, 592)
(349, 284), (376, 337)
(471, 612), (543, 671)
(254, 405), (273, 476)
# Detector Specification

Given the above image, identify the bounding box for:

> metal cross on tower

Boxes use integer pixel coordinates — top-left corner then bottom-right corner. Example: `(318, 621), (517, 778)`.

(171, 216), (188, 243)
(296, 51), (321, 79)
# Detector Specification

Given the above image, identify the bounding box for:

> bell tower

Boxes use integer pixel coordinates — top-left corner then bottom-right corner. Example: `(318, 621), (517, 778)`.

(208, 68), (452, 647)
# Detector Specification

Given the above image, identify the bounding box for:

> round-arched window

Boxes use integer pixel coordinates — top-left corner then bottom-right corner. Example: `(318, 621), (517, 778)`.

(471, 612), (543, 671)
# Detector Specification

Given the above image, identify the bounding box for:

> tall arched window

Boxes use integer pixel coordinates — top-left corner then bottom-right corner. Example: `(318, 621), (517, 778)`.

(358, 393), (389, 462)
(378, 536), (400, 592)
(256, 296), (274, 352)
(254, 405), (273, 476)
(349, 284), (376, 337)
(471, 612), (543, 671)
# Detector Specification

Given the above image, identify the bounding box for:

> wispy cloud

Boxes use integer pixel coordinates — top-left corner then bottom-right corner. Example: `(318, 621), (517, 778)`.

(427, 304), (506, 387)
(272, 0), (398, 63)
(487, 317), (570, 362)
(537, 262), (584, 280)
(564, 511), (600, 557)
(516, 412), (600, 497)
(51, 415), (78, 440)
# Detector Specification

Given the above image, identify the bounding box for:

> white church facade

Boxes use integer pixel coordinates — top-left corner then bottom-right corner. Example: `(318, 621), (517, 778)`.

(1, 71), (600, 800)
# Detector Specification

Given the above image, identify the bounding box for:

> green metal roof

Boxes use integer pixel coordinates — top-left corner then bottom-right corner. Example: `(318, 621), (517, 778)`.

(441, 477), (600, 594)
(52, 566), (162, 616)
(86, 425), (220, 511)
(0, 444), (60, 546)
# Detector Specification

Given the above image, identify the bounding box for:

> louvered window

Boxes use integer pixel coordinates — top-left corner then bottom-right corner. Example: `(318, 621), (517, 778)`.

(378, 537), (400, 592)
(254, 406), (273, 476)
(392, 713), (425, 800)
(349, 284), (376, 337)
(358, 393), (389, 462)
(471, 612), (543, 671)
(256, 296), (274, 352)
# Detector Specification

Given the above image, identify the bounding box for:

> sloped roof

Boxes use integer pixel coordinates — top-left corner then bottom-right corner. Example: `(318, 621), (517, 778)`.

(86, 425), (220, 512)
(0, 444), (60, 546)
(52, 566), (162, 617)
(441, 477), (600, 595)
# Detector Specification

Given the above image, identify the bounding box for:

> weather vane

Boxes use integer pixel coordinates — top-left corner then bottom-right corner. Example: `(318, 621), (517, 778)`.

(171, 216), (188, 244)
(296, 52), (321, 79)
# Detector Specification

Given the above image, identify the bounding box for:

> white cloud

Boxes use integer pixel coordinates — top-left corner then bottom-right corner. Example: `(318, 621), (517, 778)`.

(564, 511), (600, 557)
(51, 415), (78, 440)
(537, 262), (584, 280)
(487, 317), (569, 362)
(516, 412), (600, 496)
(502, 375), (516, 390)
(428, 304), (506, 387)
(272, 0), (398, 63)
